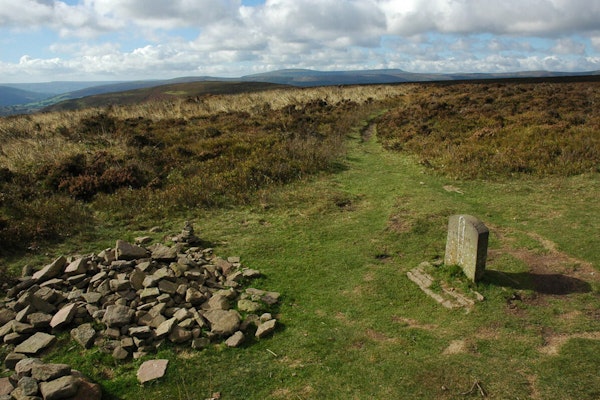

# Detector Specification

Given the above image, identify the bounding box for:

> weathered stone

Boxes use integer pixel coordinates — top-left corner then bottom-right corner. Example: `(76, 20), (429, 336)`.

(23, 313), (48, 331)
(140, 287), (160, 300)
(155, 317), (177, 338)
(225, 331), (245, 347)
(15, 358), (43, 378)
(64, 257), (88, 275)
(71, 375), (102, 400)
(31, 363), (71, 381)
(70, 324), (96, 349)
(151, 244), (178, 261)
(14, 332), (56, 355)
(0, 309), (16, 325)
(237, 299), (261, 313)
(191, 337), (211, 350)
(39, 375), (78, 400)
(3, 332), (25, 345)
(128, 326), (152, 338)
(115, 240), (149, 261)
(168, 326), (192, 343)
(0, 377), (14, 396)
(129, 268), (146, 291)
(204, 310), (241, 336)
(185, 288), (206, 306)
(201, 294), (229, 311)
(81, 292), (102, 304)
(137, 359), (169, 384)
(173, 308), (190, 322)
(120, 336), (135, 350)
(242, 268), (261, 279)
(32, 256), (67, 282)
(15, 305), (33, 322)
(49, 303), (77, 329)
(4, 352), (27, 370)
(112, 346), (129, 360)
(18, 376), (39, 396)
(444, 214), (489, 282)
(158, 280), (178, 294)
(255, 319), (277, 339)
(135, 236), (152, 245)
(102, 305), (133, 327)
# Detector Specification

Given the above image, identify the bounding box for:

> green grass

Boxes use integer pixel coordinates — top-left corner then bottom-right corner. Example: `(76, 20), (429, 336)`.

(2, 82), (600, 399)
(35, 115), (600, 399)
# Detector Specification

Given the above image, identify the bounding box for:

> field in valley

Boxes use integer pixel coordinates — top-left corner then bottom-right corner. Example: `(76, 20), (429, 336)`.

(0, 79), (599, 399)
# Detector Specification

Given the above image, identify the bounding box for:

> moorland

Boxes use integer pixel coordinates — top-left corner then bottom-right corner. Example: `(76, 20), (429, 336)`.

(0, 77), (599, 399)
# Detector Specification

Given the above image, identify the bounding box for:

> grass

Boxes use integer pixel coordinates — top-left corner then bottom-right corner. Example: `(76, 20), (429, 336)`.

(1, 80), (600, 399)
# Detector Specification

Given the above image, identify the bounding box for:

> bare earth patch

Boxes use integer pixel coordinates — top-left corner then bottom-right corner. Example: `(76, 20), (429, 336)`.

(442, 339), (468, 355)
(539, 331), (600, 355)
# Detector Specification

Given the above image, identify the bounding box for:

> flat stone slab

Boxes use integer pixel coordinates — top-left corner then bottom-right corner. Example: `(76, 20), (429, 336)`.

(407, 266), (476, 309)
(14, 332), (56, 355)
(137, 359), (169, 383)
(50, 303), (77, 329)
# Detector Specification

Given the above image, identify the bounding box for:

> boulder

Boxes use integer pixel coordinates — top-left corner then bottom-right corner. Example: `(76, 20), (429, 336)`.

(225, 331), (245, 348)
(31, 363), (71, 381)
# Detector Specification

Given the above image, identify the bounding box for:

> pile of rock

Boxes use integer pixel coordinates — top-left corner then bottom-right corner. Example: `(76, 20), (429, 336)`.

(0, 223), (280, 365)
(0, 358), (101, 400)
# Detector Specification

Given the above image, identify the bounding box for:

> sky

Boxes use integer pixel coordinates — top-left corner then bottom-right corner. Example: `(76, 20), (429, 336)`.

(1, 0), (600, 83)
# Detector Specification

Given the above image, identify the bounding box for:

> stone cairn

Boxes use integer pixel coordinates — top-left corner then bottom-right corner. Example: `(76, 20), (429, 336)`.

(0, 222), (280, 398)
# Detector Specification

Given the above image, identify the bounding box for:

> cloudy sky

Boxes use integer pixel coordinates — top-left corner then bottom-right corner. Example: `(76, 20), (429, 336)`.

(1, 0), (600, 83)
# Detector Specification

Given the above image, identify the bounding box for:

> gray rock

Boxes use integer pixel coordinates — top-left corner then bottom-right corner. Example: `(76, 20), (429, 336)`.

(0, 377), (13, 396)
(158, 280), (178, 294)
(115, 240), (149, 261)
(102, 305), (133, 327)
(71, 374), (102, 400)
(81, 292), (102, 304)
(137, 359), (169, 383)
(191, 337), (211, 350)
(15, 358), (43, 378)
(18, 376), (38, 396)
(112, 346), (129, 360)
(151, 244), (178, 261)
(155, 317), (177, 338)
(128, 326), (152, 338)
(129, 268), (146, 291)
(0, 309), (16, 325)
(39, 375), (78, 400)
(26, 313), (52, 329)
(31, 363), (71, 381)
(64, 257), (88, 275)
(201, 294), (230, 311)
(49, 303), (77, 329)
(14, 333), (56, 355)
(168, 326), (192, 343)
(3, 332), (25, 345)
(237, 299), (261, 313)
(32, 257), (67, 282)
(204, 310), (241, 336)
(225, 331), (245, 347)
(70, 324), (96, 349)
(140, 287), (160, 300)
(255, 319), (277, 339)
(185, 288), (206, 306)
(4, 352), (27, 370)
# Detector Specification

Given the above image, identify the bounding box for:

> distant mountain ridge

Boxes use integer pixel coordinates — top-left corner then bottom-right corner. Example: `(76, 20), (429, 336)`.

(2, 68), (600, 115)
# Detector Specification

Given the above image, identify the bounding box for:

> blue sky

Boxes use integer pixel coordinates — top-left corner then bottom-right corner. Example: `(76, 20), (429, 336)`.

(1, 0), (600, 83)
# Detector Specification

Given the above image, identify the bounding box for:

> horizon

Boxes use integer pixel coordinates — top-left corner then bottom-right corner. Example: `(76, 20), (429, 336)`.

(1, 1), (600, 83)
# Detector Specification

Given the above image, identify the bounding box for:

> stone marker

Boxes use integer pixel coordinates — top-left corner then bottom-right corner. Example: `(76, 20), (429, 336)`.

(137, 359), (169, 383)
(444, 214), (489, 282)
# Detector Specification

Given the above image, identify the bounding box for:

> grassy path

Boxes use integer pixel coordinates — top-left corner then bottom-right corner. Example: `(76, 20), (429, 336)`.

(49, 116), (600, 399)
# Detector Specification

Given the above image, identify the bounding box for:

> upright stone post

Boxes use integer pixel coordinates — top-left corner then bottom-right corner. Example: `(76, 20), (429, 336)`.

(444, 215), (489, 282)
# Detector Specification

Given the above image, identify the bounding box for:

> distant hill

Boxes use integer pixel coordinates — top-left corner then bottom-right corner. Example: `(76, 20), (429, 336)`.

(3, 68), (600, 115)
(241, 68), (600, 87)
(0, 86), (53, 106)
(43, 81), (290, 112)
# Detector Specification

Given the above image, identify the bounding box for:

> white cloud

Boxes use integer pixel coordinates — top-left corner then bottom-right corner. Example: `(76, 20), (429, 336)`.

(1, 0), (600, 82)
